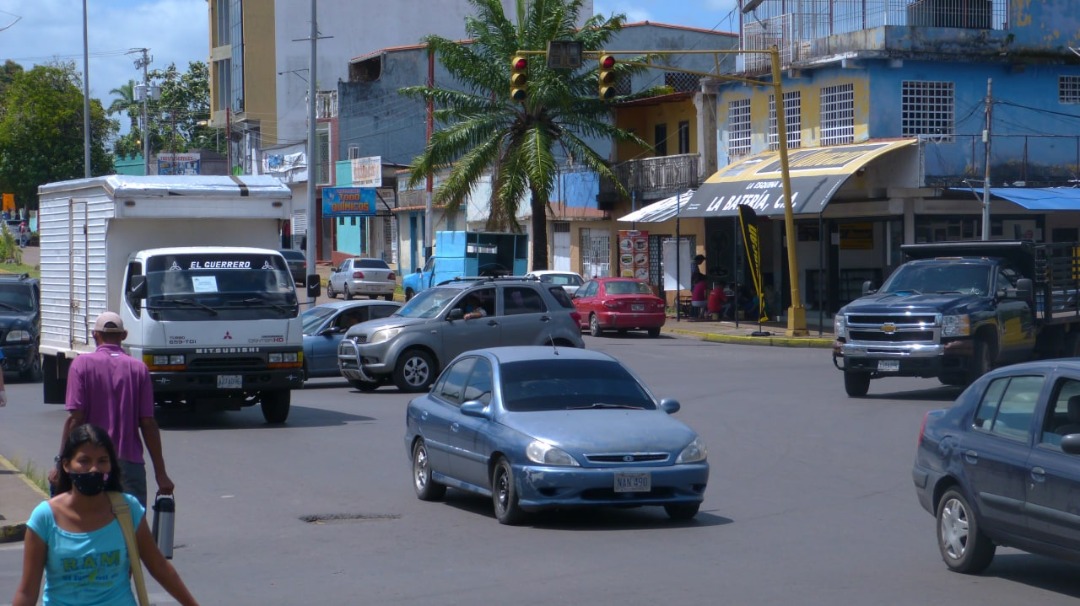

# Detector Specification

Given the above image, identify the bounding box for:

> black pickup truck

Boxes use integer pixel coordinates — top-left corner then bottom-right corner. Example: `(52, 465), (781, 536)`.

(832, 240), (1080, 397)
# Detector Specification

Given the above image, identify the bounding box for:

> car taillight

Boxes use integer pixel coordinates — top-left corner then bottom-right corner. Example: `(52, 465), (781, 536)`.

(570, 311), (582, 324)
(603, 300), (619, 309)
(388, 272), (395, 281)
(352, 271), (365, 279)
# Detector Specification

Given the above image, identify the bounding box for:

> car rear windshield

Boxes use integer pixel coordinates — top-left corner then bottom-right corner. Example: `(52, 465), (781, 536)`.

(280, 250), (305, 261)
(355, 259), (390, 269)
(499, 359), (655, 412)
(546, 286), (575, 309)
(605, 281), (654, 295)
(540, 273), (583, 286)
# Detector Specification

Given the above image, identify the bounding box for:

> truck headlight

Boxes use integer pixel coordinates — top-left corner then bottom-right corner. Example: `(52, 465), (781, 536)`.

(942, 314), (971, 337)
(368, 327), (403, 345)
(833, 315), (847, 338)
(4, 329), (31, 343)
(268, 352), (301, 363)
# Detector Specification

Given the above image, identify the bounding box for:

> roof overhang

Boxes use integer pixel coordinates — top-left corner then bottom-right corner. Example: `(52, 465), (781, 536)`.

(618, 190), (695, 223)
(946, 187), (1080, 211)
(683, 139), (919, 218)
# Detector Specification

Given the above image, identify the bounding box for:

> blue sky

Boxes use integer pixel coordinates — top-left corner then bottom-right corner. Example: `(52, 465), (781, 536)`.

(1, 0), (740, 116)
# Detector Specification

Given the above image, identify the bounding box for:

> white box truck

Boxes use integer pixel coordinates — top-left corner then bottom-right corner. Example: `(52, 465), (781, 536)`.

(37, 175), (305, 423)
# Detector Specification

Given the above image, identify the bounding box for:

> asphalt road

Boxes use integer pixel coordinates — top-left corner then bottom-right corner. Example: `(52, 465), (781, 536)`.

(2, 335), (1080, 605)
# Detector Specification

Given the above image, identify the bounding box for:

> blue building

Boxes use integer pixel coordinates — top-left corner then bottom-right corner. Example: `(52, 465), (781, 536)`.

(671, 0), (1080, 315)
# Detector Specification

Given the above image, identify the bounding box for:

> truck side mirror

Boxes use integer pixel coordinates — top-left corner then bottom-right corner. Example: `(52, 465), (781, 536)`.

(306, 274), (321, 298)
(861, 280), (876, 296)
(128, 275), (147, 300)
(1013, 277), (1033, 301)
(414, 267), (421, 273)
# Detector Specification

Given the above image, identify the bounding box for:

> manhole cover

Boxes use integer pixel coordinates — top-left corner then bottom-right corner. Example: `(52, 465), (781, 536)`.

(300, 513), (400, 524)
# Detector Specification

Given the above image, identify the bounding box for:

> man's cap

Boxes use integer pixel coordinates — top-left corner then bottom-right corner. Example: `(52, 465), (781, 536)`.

(93, 311), (125, 333)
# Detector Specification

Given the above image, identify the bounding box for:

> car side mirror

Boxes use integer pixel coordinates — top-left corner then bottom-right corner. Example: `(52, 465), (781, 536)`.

(1062, 433), (1080, 455)
(447, 308), (465, 321)
(306, 274), (321, 298)
(414, 267), (421, 273)
(861, 280), (876, 296)
(659, 398), (681, 414)
(127, 276), (148, 301)
(460, 401), (490, 419)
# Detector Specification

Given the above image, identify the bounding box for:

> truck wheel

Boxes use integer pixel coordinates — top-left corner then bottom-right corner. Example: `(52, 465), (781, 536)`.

(42, 355), (66, 404)
(393, 349), (435, 393)
(21, 352), (42, 383)
(261, 391), (291, 424)
(844, 371), (871, 397)
(349, 378), (382, 392)
(967, 339), (992, 384)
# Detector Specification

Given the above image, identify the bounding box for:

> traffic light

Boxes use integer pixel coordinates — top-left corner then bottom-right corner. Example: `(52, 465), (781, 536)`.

(510, 55), (528, 102)
(598, 54), (617, 100)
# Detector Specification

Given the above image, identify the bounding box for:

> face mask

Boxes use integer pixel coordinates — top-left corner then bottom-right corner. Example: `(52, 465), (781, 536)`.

(69, 471), (107, 496)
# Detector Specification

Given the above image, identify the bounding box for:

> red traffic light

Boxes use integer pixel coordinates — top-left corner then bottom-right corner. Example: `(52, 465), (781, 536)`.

(512, 57), (528, 71)
(600, 55), (616, 69)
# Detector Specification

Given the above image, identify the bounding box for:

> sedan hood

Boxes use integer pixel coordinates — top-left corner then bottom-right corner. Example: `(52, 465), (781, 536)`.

(500, 409), (698, 454)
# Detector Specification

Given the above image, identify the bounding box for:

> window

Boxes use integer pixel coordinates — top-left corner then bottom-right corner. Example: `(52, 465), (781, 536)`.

(315, 125), (331, 185)
(768, 91), (802, 150)
(502, 286), (545, 315)
(435, 357), (476, 406)
(664, 71), (698, 93)
(229, 0), (244, 113)
(1041, 379), (1080, 445)
(579, 229), (611, 279)
(462, 358), (493, 405)
(213, 59), (231, 113)
(974, 375), (1044, 442)
(902, 81), (954, 139)
(1060, 76), (1080, 104)
(654, 124), (668, 156)
(821, 84), (855, 146)
(727, 99), (751, 157)
(214, 0), (230, 46)
(677, 120), (690, 155)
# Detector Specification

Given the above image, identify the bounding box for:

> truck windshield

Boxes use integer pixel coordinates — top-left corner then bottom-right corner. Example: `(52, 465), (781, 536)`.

(395, 287), (459, 319)
(879, 263), (991, 296)
(143, 253), (298, 321)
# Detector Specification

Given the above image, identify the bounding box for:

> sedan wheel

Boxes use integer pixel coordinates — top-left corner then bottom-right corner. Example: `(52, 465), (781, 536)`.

(343, 285), (353, 300)
(393, 349), (435, 392)
(589, 314), (603, 337)
(326, 281), (337, 299)
(647, 327), (661, 338)
(936, 488), (995, 574)
(412, 440), (446, 501)
(492, 458), (525, 525)
(664, 502), (700, 521)
(384, 293), (395, 301)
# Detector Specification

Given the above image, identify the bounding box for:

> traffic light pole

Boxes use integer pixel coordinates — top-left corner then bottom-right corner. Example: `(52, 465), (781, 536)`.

(518, 46), (807, 336)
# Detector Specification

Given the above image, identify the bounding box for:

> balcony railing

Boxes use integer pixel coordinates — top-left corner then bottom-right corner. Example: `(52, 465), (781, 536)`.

(605, 154), (702, 201)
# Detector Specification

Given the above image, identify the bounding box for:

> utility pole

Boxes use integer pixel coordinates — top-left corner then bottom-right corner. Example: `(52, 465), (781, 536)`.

(305, 0), (319, 305)
(134, 49), (152, 175)
(424, 47), (434, 262)
(81, 0), (91, 178)
(981, 78), (993, 241)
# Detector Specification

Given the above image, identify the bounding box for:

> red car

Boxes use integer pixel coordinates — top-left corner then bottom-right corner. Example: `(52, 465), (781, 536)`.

(573, 277), (666, 338)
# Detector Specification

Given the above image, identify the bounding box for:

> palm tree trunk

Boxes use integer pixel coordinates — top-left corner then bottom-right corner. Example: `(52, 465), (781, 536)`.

(529, 187), (549, 271)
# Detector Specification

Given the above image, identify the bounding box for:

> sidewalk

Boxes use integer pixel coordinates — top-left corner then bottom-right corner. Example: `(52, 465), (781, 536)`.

(0, 455), (48, 543)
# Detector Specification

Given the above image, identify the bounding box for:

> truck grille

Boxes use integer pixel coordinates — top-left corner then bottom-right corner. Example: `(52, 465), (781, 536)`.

(845, 313), (939, 344)
(849, 330), (934, 342)
(847, 314), (937, 325)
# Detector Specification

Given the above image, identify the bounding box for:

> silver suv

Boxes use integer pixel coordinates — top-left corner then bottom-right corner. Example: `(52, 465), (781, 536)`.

(337, 279), (585, 392)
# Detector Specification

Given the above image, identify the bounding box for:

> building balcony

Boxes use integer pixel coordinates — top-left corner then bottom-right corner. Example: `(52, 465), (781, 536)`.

(599, 154), (702, 208)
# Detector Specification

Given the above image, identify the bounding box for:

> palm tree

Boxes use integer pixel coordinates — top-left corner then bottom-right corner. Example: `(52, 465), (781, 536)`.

(401, 0), (654, 271)
(107, 79), (137, 130)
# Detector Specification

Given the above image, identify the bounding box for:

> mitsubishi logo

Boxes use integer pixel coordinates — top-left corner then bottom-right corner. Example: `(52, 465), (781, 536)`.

(881, 323), (896, 334)
(223, 331), (233, 340)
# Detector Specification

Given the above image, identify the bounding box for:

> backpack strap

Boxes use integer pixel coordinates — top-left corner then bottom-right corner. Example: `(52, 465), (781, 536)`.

(108, 491), (151, 606)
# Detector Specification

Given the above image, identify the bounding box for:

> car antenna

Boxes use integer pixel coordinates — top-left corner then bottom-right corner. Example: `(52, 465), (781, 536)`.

(549, 333), (559, 355)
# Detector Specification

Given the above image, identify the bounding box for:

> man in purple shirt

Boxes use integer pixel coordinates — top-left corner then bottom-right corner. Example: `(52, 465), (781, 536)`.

(54, 311), (174, 506)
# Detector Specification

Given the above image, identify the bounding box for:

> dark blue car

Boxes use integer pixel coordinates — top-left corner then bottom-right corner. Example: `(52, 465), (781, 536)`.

(913, 359), (1080, 573)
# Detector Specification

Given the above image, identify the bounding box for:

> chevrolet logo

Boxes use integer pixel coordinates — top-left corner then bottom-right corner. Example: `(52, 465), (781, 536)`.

(881, 323), (896, 333)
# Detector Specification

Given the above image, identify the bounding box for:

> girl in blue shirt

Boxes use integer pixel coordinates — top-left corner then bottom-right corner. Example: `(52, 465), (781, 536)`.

(12, 424), (198, 606)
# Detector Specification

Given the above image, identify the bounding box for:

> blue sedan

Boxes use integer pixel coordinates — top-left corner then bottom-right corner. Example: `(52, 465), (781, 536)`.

(913, 359), (1080, 574)
(301, 300), (400, 381)
(405, 346), (709, 524)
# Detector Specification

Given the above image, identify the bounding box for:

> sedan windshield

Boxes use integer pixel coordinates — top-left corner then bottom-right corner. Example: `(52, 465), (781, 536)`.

(499, 359), (655, 412)
(879, 263), (991, 295)
(395, 287), (459, 319)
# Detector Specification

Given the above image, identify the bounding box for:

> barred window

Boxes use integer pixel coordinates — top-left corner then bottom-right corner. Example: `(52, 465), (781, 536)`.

(727, 99), (751, 158)
(664, 71), (698, 93)
(768, 91), (802, 151)
(902, 81), (954, 139)
(821, 84), (854, 146)
(1060, 76), (1080, 104)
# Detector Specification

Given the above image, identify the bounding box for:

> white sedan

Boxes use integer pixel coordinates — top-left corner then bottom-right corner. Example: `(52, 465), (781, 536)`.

(327, 257), (396, 300)
(524, 270), (584, 295)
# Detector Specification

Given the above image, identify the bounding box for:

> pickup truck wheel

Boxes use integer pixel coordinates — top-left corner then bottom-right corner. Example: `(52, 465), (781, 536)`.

(261, 391), (291, 424)
(21, 353), (42, 383)
(404, 288), (415, 302)
(967, 339), (992, 384)
(937, 488), (995, 574)
(349, 378), (382, 392)
(394, 349), (435, 393)
(844, 371), (871, 397)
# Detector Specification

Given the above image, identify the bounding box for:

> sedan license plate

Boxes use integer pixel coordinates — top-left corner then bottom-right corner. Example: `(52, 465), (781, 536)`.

(614, 472), (651, 493)
(877, 360), (900, 372)
(631, 303), (645, 312)
(217, 374), (242, 389)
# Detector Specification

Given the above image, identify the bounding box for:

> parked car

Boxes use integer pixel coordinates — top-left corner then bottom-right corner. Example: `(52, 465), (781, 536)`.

(573, 277), (666, 338)
(405, 345), (708, 524)
(524, 270), (585, 295)
(338, 279), (584, 392)
(913, 359), (1080, 574)
(279, 249), (307, 285)
(0, 273), (41, 381)
(328, 257), (396, 301)
(301, 300), (401, 381)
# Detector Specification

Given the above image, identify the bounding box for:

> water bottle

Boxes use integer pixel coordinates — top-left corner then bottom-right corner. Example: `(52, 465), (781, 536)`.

(151, 494), (175, 559)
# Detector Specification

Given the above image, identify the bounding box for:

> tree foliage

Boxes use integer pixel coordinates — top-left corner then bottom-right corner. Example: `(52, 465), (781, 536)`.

(112, 61), (223, 159)
(400, 0), (653, 270)
(0, 62), (115, 210)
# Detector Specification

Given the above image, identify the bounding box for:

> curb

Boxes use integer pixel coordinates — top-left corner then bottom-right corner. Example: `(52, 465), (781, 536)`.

(0, 454), (49, 544)
(664, 327), (834, 348)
